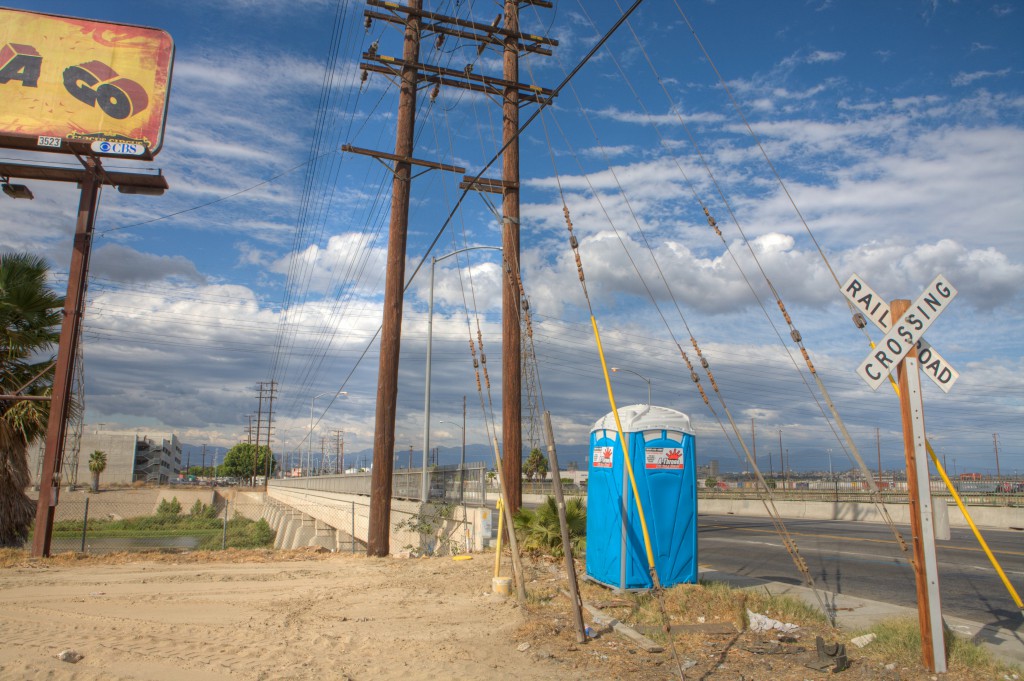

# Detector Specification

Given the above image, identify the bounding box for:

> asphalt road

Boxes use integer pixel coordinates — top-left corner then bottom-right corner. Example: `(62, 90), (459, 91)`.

(698, 514), (1024, 633)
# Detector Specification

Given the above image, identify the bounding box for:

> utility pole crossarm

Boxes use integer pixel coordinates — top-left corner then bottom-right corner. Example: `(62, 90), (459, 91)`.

(365, 12), (553, 56)
(341, 144), (465, 174)
(459, 176), (517, 193)
(365, 1), (558, 48)
(360, 59), (551, 104)
(362, 53), (555, 97)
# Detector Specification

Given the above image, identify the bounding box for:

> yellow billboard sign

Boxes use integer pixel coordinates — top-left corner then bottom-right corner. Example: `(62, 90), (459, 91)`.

(0, 8), (173, 158)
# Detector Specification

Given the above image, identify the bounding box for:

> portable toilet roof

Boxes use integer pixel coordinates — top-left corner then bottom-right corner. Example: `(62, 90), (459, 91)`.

(590, 404), (693, 436)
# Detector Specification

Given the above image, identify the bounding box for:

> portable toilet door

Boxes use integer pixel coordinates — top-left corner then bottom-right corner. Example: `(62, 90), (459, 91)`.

(586, 423), (626, 589)
(586, 405), (698, 590)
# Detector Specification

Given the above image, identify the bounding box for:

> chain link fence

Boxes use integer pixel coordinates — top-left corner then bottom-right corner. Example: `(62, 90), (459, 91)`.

(33, 488), (274, 555)
(31, 484), (479, 557)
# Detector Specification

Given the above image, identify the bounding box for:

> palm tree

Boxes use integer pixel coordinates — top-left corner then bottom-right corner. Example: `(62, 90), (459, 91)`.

(513, 495), (587, 558)
(0, 253), (62, 547)
(524, 448), (548, 481)
(88, 450), (107, 492)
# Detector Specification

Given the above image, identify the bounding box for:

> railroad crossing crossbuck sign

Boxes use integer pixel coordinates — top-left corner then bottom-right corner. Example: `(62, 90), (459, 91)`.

(842, 274), (959, 392)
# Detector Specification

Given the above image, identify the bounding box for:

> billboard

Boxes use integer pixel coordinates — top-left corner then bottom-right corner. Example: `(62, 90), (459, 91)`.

(0, 8), (173, 159)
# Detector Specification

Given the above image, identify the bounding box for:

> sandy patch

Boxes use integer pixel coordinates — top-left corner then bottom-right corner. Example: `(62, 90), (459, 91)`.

(0, 550), (580, 681)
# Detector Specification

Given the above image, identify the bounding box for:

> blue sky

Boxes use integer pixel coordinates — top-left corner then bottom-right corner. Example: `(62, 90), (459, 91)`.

(1, 0), (1021, 477)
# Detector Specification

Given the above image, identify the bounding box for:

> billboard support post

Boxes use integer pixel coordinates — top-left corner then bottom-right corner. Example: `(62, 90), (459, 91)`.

(1, 155), (169, 558)
(31, 159), (100, 558)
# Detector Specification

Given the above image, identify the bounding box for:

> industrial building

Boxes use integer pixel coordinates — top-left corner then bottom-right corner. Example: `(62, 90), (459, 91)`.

(30, 428), (182, 488)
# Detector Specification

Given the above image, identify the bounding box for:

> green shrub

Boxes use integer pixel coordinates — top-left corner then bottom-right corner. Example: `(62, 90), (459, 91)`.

(197, 516), (275, 550)
(156, 497), (182, 516)
(513, 495), (586, 558)
(189, 499), (218, 519)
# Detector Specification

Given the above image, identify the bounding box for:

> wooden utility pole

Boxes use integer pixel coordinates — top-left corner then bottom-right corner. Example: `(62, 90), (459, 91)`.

(358, 0), (555, 554)
(778, 429), (783, 488)
(892, 299), (945, 673)
(750, 418), (756, 479)
(367, 0), (423, 557)
(877, 427), (882, 485)
(501, 0), (523, 515)
(993, 433), (1000, 481)
(263, 380), (276, 486)
(252, 382), (266, 486)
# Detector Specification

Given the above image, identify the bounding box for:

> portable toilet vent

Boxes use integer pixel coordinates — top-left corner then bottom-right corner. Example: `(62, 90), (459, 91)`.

(586, 404), (697, 590)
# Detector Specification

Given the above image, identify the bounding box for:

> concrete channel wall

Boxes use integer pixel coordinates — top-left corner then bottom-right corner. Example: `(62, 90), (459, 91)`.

(693, 496), (1024, 531)
(520, 493), (1022, 531)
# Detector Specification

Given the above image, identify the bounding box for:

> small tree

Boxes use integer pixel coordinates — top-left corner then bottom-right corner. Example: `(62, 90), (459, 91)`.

(704, 477), (718, 489)
(221, 442), (275, 485)
(88, 450), (107, 492)
(523, 448), (548, 480)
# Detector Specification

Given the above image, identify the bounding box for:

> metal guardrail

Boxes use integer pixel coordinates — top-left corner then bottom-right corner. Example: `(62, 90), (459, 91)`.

(270, 463), (489, 505)
(696, 488), (1024, 507)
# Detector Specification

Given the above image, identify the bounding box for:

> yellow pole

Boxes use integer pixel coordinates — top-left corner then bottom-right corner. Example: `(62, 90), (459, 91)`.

(590, 316), (659, 581)
(880, 358), (1022, 611)
(925, 439), (1022, 610)
(493, 498), (504, 579)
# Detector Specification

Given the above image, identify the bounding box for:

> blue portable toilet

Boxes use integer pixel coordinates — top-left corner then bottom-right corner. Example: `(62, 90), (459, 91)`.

(586, 405), (697, 590)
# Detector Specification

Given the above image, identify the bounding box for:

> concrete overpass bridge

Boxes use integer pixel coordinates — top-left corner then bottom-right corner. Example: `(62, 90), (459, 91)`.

(251, 469), (1022, 555)
(255, 466), (497, 555)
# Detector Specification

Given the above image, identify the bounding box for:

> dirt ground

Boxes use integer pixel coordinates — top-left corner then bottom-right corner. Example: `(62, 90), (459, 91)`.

(0, 548), (1017, 680)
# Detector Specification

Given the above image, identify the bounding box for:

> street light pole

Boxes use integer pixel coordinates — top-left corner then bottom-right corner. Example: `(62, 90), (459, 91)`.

(610, 367), (652, 406)
(423, 246), (500, 502)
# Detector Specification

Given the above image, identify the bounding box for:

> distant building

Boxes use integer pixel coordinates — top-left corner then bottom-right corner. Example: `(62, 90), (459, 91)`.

(697, 458), (719, 478)
(31, 428), (182, 487)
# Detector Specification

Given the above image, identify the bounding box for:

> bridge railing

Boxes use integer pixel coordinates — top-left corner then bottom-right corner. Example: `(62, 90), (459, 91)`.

(270, 463), (489, 505)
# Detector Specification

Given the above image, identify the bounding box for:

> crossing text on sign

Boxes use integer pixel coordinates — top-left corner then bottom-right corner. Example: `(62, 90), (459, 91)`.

(856, 275), (957, 390)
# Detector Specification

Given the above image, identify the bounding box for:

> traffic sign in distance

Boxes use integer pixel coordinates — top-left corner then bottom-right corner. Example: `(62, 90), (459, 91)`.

(842, 274), (960, 393)
(854, 274), (958, 391)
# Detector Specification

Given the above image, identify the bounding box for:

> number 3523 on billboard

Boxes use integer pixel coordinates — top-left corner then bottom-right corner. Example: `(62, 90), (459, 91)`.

(0, 8), (173, 159)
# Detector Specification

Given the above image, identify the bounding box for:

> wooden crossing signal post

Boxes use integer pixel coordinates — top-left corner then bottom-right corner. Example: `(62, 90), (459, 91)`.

(848, 274), (959, 673)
